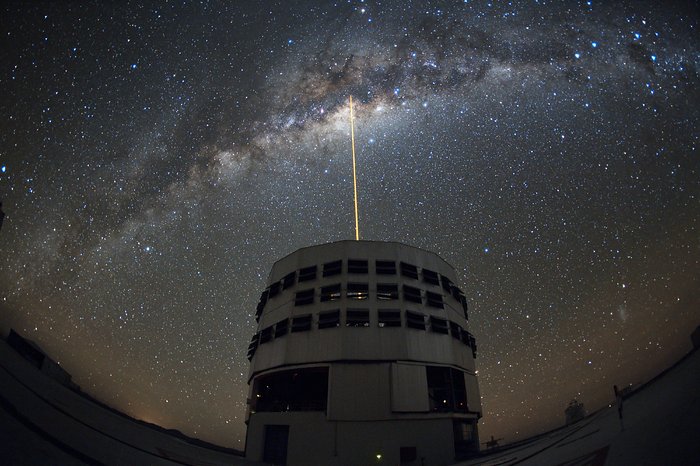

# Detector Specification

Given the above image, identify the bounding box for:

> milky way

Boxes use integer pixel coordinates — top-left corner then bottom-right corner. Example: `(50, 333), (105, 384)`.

(1, 1), (698, 447)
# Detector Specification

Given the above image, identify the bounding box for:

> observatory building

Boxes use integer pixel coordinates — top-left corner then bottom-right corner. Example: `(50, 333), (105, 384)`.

(244, 240), (481, 465)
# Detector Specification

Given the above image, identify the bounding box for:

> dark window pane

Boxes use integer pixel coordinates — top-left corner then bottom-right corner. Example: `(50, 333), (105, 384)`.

(440, 275), (453, 293)
(406, 311), (426, 330)
(253, 367), (329, 412)
(291, 314), (312, 332)
(318, 309), (340, 329)
(268, 282), (281, 298)
(275, 319), (289, 338)
(255, 290), (269, 322)
(259, 326), (274, 344)
(346, 308), (369, 327)
(378, 309), (401, 327)
(298, 265), (317, 282)
(294, 288), (315, 306)
(347, 282), (369, 300)
(403, 285), (422, 303)
(426, 291), (444, 309)
(320, 283), (341, 302)
(247, 333), (259, 360)
(323, 260), (342, 277)
(376, 260), (396, 275)
(348, 259), (368, 274)
(401, 262), (419, 279)
(430, 316), (449, 334)
(282, 272), (296, 290)
(460, 295), (469, 321)
(422, 268), (440, 285)
(377, 283), (399, 300)
(425, 366), (467, 414)
(450, 321), (462, 340)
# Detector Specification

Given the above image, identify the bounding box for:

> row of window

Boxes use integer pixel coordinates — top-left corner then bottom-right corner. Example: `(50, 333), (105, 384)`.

(256, 259), (466, 320)
(292, 283), (452, 308)
(247, 309), (477, 360)
(250, 365), (473, 415)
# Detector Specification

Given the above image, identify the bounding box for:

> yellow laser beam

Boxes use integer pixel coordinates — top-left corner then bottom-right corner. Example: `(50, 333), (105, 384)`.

(350, 95), (360, 241)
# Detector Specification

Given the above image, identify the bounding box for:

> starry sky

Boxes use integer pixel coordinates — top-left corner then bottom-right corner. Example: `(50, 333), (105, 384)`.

(1, 0), (698, 450)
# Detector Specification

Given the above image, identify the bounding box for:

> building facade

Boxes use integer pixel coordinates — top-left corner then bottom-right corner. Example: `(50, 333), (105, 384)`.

(245, 241), (481, 465)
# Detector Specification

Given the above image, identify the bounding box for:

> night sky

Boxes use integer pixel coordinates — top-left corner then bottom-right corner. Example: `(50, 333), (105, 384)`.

(1, 0), (698, 449)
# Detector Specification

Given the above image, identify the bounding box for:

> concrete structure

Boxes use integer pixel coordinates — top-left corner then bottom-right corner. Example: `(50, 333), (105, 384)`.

(245, 240), (482, 466)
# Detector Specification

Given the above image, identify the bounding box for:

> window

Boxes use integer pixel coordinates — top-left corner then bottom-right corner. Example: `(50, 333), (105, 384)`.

(403, 285), (422, 303)
(282, 271), (296, 290)
(268, 281), (281, 298)
(376, 260), (396, 275)
(461, 331), (477, 358)
(401, 262), (419, 279)
(430, 316), (449, 334)
(378, 309), (401, 327)
(298, 265), (317, 282)
(406, 310), (426, 330)
(347, 282), (369, 300)
(422, 268), (440, 285)
(259, 326), (273, 344)
(440, 274), (453, 293)
(247, 333), (259, 360)
(291, 314), (312, 332)
(255, 290), (269, 322)
(275, 319), (289, 338)
(294, 288), (314, 306)
(323, 260), (342, 277)
(426, 291), (444, 309)
(451, 285), (463, 301)
(318, 309), (340, 329)
(450, 321), (462, 340)
(320, 283), (341, 302)
(460, 295), (469, 320)
(348, 259), (368, 274)
(377, 283), (399, 300)
(346, 308), (370, 327)
(426, 366), (467, 413)
(253, 367), (329, 412)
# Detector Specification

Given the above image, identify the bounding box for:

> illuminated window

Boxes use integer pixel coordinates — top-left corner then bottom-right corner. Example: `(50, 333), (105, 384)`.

(318, 309), (340, 329)
(376, 260), (396, 275)
(347, 282), (369, 300)
(346, 308), (370, 327)
(295, 288), (315, 306)
(401, 262), (419, 279)
(422, 268), (440, 285)
(291, 314), (312, 332)
(403, 285), (422, 303)
(323, 260), (342, 277)
(406, 310), (426, 330)
(377, 283), (399, 300)
(320, 283), (341, 302)
(299, 265), (317, 282)
(426, 291), (444, 309)
(282, 271), (296, 290)
(348, 259), (368, 274)
(378, 309), (401, 327)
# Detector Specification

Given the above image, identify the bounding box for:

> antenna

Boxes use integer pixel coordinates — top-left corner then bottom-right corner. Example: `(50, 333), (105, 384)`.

(349, 96), (360, 241)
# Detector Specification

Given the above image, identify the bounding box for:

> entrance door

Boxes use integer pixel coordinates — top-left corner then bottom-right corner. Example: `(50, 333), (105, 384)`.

(263, 425), (289, 465)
